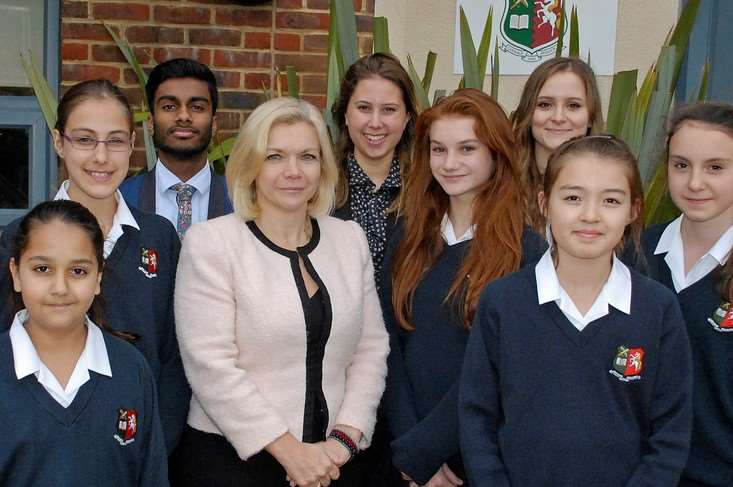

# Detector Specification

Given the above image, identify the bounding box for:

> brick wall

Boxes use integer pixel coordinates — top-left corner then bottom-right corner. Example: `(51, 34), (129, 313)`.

(61, 0), (375, 169)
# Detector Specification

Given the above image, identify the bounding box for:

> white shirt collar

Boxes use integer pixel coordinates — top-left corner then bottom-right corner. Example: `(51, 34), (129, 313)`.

(155, 159), (212, 197)
(654, 215), (733, 292)
(440, 213), (475, 246)
(54, 180), (140, 258)
(10, 310), (112, 408)
(535, 250), (631, 331)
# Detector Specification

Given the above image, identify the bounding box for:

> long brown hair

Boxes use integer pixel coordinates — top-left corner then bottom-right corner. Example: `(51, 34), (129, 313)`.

(331, 53), (419, 208)
(392, 89), (524, 330)
(512, 57), (603, 231)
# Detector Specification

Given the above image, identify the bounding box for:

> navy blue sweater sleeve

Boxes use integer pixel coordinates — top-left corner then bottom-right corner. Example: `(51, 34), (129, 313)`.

(139, 356), (170, 486)
(154, 222), (190, 454)
(458, 289), (510, 487)
(624, 293), (692, 487)
(380, 222), (421, 440)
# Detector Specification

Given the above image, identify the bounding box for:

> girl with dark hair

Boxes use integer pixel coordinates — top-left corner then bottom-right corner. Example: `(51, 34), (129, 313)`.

(0, 200), (167, 485)
(331, 52), (419, 279)
(641, 102), (733, 486)
(512, 57), (604, 230)
(382, 89), (544, 487)
(0, 79), (188, 454)
(460, 135), (692, 486)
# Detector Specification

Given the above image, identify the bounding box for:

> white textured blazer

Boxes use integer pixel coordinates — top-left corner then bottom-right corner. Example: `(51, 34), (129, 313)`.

(175, 213), (389, 460)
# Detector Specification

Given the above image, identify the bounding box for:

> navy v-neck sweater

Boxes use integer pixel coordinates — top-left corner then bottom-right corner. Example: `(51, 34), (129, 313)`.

(0, 330), (168, 486)
(459, 263), (693, 487)
(380, 222), (545, 484)
(643, 223), (733, 486)
(0, 208), (189, 454)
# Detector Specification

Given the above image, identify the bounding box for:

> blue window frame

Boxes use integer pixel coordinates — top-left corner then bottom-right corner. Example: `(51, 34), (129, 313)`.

(0, 0), (59, 227)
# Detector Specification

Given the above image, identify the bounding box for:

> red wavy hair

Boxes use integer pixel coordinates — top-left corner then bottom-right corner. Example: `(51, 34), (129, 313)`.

(392, 89), (524, 330)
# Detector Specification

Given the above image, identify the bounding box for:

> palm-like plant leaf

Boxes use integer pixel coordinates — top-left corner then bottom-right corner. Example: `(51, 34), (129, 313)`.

(19, 51), (57, 134)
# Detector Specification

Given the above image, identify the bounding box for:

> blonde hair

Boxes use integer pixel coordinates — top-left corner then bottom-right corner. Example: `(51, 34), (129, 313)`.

(226, 97), (338, 219)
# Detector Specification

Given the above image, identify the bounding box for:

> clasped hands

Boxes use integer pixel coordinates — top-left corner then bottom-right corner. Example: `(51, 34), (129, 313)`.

(268, 432), (354, 487)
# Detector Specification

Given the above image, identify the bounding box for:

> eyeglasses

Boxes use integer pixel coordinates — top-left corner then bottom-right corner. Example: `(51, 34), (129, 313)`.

(61, 133), (132, 152)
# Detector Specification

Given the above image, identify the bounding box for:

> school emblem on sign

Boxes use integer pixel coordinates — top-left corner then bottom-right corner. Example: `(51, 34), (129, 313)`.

(707, 302), (733, 332)
(114, 408), (138, 446)
(609, 345), (644, 382)
(500, 0), (565, 62)
(138, 247), (158, 279)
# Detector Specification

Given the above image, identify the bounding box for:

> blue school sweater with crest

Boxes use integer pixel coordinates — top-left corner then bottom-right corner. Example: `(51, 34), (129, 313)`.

(380, 223), (545, 485)
(0, 207), (189, 453)
(0, 330), (168, 486)
(643, 223), (733, 487)
(459, 263), (693, 487)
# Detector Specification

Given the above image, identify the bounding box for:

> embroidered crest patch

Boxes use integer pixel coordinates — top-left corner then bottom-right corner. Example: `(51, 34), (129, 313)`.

(707, 302), (733, 332)
(114, 408), (138, 446)
(138, 247), (158, 279)
(609, 346), (644, 382)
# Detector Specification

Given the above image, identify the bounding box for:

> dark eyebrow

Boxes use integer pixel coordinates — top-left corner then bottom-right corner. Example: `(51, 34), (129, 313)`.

(558, 185), (627, 194)
(26, 256), (96, 265)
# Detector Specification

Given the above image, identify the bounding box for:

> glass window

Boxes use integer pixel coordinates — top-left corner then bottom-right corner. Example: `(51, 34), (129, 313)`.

(0, 126), (29, 208)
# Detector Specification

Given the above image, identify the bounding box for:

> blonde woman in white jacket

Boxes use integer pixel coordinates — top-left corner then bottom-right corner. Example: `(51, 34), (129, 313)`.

(171, 97), (389, 487)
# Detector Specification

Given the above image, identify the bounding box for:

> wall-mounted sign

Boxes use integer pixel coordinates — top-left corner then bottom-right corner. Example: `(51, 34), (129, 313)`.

(454, 0), (619, 75)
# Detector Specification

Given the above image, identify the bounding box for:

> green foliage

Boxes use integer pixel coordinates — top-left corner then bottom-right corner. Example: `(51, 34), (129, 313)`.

(569, 6), (580, 58)
(458, 5), (496, 92)
(19, 51), (57, 134)
(373, 17), (390, 54)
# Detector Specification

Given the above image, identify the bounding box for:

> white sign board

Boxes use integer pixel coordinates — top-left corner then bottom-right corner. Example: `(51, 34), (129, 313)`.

(454, 0), (619, 75)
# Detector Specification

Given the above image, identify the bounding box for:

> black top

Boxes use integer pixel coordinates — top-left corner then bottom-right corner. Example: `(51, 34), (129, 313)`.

(244, 220), (332, 444)
(334, 154), (401, 281)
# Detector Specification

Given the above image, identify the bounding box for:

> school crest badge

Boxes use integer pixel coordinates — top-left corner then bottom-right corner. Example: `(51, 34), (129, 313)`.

(609, 345), (644, 382)
(114, 408), (138, 446)
(138, 247), (158, 279)
(500, 0), (564, 62)
(707, 302), (733, 332)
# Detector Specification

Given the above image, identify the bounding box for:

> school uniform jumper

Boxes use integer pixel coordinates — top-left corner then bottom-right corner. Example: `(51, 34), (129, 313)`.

(0, 328), (168, 486)
(643, 223), (733, 486)
(381, 221), (545, 485)
(459, 263), (693, 487)
(0, 207), (189, 454)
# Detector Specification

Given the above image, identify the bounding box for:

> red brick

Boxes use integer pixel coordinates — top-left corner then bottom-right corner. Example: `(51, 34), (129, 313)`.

(62, 64), (120, 83)
(154, 6), (211, 25)
(364, 0), (375, 13)
(356, 15), (373, 33)
(153, 48), (212, 65)
(189, 28), (241, 47)
(245, 32), (271, 49)
(220, 91), (264, 110)
(301, 94), (326, 109)
(304, 34), (327, 52)
(274, 53), (326, 73)
(277, 0), (303, 7)
(92, 3), (149, 21)
(61, 43), (88, 61)
(301, 75), (326, 94)
(245, 73), (271, 90)
(216, 8), (271, 28)
(124, 26), (184, 44)
(62, 1), (88, 18)
(213, 70), (241, 89)
(130, 150), (147, 171)
(274, 33), (300, 51)
(92, 45), (152, 64)
(353, 0), (363, 11)
(124, 67), (152, 86)
(216, 129), (239, 142)
(276, 12), (329, 30)
(214, 50), (271, 69)
(214, 111), (241, 130)
(120, 87), (144, 108)
(62, 22), (116, 42)
(306, 0), (329, 9)
(359, 35), (373, 56)
(91, 44), (125, 63)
